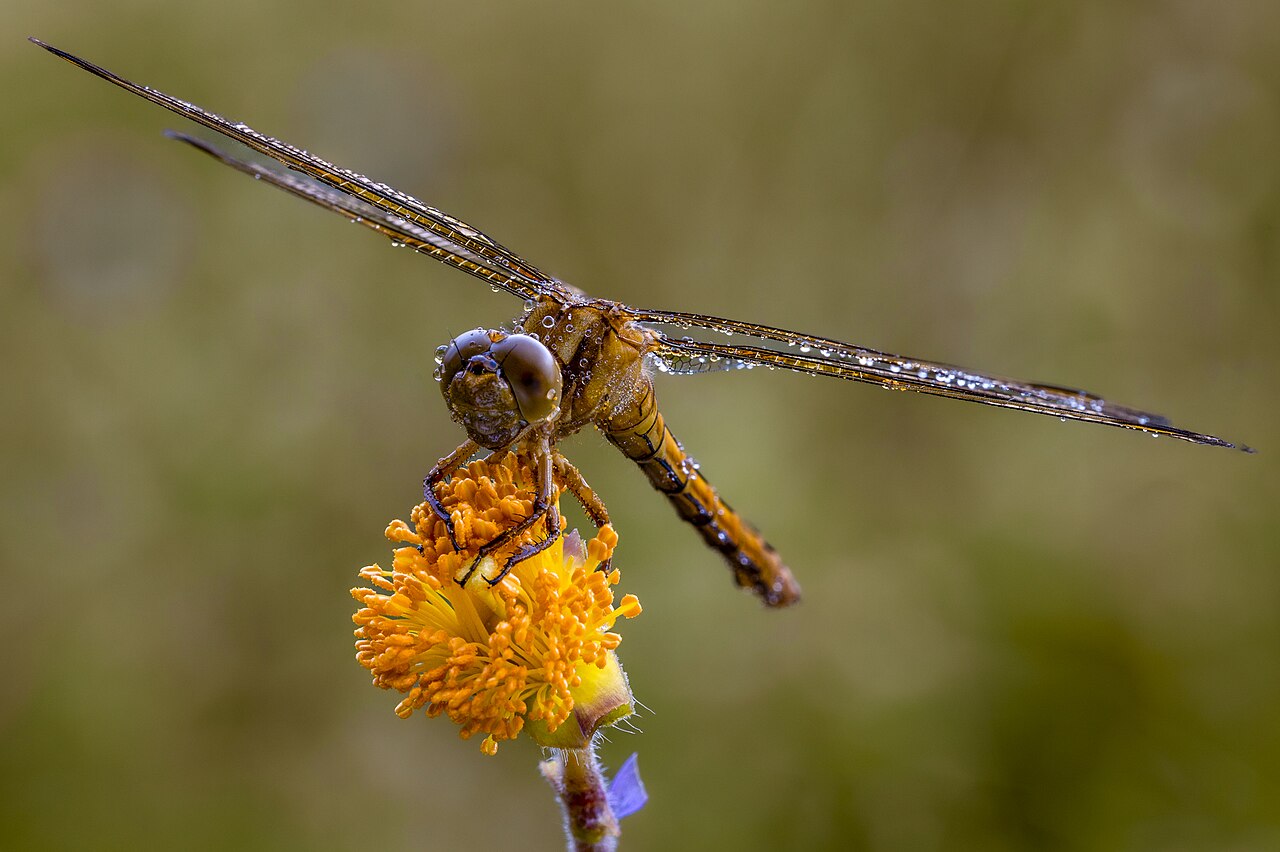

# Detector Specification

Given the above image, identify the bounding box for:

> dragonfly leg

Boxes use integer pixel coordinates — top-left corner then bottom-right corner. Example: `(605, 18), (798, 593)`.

(458, 433), (557, 587)
(496, 502), (561, 580)
(552, 450), (611, 529)
(423, 438), (480, 552)
(552, 450), (613, 572)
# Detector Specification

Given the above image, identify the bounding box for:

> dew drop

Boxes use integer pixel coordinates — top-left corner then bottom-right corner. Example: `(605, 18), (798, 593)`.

(542, 315), (556, 328)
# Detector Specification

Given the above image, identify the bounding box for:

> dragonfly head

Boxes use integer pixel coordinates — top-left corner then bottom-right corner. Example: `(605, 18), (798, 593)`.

(438, 329), (563, 449)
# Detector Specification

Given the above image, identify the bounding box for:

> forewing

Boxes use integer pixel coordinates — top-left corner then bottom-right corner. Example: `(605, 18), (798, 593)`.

(31, 38), (565, 302)
(638, 309), (1250, 452)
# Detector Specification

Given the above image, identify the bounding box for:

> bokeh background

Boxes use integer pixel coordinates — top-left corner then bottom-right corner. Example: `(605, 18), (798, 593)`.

(4, 2), (1278, 850)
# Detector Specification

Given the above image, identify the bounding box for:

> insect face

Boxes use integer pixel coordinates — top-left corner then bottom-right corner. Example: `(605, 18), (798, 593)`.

(439, 330), (562, 449)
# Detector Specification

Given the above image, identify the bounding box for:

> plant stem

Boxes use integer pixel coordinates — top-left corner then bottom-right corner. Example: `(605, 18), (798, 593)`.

(541, 746), (619, 851)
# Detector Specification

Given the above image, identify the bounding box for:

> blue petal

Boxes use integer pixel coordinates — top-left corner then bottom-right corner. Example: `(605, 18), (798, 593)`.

(607, 753), (648, 820)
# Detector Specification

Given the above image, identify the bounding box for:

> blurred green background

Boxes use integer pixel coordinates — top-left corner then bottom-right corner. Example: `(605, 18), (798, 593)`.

(4, 2), (1278, 850)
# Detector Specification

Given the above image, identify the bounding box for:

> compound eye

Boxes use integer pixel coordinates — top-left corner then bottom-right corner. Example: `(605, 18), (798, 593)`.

(440, 328), (495, 387)
(491, 334), (562, 423)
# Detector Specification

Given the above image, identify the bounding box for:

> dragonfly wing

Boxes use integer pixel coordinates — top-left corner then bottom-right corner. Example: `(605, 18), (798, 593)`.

(641, 317), (1251, 452)
(166, 132), (548, 298)
(31, 38), (566, 302)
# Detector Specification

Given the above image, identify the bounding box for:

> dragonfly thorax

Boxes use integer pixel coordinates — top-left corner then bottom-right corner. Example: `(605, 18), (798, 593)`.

(439, 329), (563, 449)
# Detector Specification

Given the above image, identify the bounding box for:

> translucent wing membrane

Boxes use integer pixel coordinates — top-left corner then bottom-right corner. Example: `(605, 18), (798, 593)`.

(166, 132), (540, 297)
(644, 348), (758, 375)
(34, 39), (1250, 454)
(30, 38), (565, 303)
(640, 310), (1251, 452)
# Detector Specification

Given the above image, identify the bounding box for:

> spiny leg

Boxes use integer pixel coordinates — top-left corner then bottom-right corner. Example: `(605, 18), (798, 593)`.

(500, 502), (561, 577)
(459, 433), (558, 586)
(553, 450), (611, 529)
(553, 450), (613, 572)
(423, 438), (480, 551)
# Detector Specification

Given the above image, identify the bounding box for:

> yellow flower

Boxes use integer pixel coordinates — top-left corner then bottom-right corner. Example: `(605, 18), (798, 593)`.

(351, 452), (642, 755)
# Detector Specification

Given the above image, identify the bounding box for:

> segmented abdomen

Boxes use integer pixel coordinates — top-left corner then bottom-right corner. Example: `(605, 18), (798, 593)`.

(602, 380), (801, 607)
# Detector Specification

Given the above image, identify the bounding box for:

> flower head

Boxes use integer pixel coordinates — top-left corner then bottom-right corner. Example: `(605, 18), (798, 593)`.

(351, 452), (641, 755)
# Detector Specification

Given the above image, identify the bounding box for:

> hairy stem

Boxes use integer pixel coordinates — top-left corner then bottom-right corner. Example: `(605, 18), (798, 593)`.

(541, 746), (619, 851)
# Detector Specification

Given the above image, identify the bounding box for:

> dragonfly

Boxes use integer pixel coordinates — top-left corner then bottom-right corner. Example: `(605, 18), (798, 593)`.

(33, 38), (1251, 608)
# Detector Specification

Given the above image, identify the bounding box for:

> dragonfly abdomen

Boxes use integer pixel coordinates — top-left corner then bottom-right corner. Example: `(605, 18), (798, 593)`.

(602, 380), (801, 608)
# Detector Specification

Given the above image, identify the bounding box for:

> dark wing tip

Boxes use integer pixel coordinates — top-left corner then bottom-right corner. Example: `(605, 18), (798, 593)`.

(1207, 437), (1255, 454)
(163, 129), (213, 153)
(163, 131), (247, 170)
(1194, 431), (1255, 454)
(29, 38), (109, 78)
(29, 37), (74, 61)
